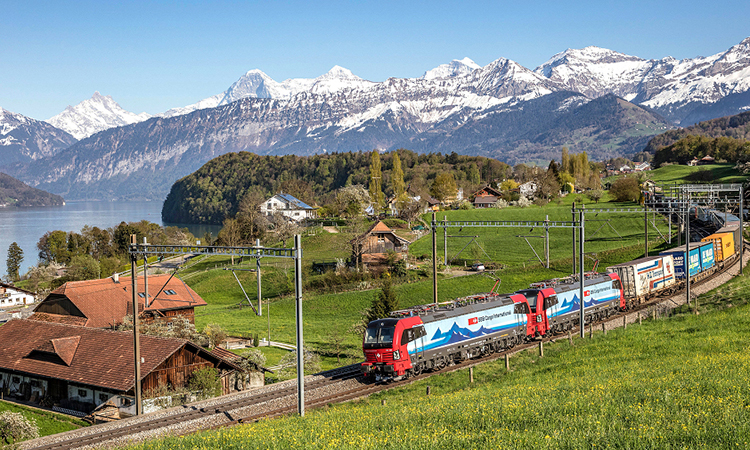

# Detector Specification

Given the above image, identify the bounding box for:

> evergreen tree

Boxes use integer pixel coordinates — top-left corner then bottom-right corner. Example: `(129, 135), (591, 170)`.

(6, 242), (23, 282)
(368, 150), (385, 213)
(367, 275), (399, 323)
(561, 147), (570, 174)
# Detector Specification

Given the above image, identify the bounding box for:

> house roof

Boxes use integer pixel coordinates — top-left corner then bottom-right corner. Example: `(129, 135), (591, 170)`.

(473, 186), (503, 197)
(209, 346), (272, 374)
(473, 196), (498, 205)
(352, 221), (411, 245)
(274, 193), (315, 210)
(34, 274), (207, 328)
(0, 319), (237, 392)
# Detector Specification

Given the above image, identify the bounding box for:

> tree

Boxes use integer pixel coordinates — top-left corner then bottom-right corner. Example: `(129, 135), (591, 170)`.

(430, 172), (458, 203)
(368, 150), (385, 213)
(68, 255), (101, 281)
(609, 177), (641, 202)
(367, 275), (399, 323)
(0, 411), (39, 445)
(203, 323), (227, 349)
(391, 151), (406, 200)
(37, 230), (69, 264)
(586, 189), (604, 203)
(6, 242), (23, 282)
(561, 147), (571, 174)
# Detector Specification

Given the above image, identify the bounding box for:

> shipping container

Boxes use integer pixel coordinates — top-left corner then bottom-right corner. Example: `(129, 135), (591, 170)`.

(701, 232), (735, 262)
(606, 255), (676, 299)
(659, 243), (702, 279)
(698, 241), (715, 271)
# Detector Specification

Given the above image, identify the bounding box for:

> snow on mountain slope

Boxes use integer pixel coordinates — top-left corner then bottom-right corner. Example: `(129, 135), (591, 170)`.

(160, 66), (375, 118)
(1, 107), (76, 164)
(47, 92), (151, 139)
(535, 37), (750, 123)
(420, 57), (481, 80)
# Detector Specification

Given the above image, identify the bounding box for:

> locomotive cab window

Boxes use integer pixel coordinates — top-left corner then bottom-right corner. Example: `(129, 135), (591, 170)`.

(401, 329), (414, 345)
(612, 280), (622, 290)
(543, 295), (558, 309)
(514, 303), (531, 314)
(364, 324), (396, 348)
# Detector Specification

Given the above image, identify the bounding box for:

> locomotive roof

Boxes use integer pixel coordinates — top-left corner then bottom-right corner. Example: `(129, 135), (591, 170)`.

(527, 272), (612, 290)
(390, 292), (516, 321)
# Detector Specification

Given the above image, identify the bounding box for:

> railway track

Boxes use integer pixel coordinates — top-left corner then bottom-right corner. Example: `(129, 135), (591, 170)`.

(22, 243), (749, 450)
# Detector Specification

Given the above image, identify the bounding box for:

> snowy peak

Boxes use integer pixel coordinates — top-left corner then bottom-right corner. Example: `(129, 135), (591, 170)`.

(1, 107), (76, 164)
(47, 92), (151, 139)
(421, 57), (481, 80)
(316, 65), (359, 80)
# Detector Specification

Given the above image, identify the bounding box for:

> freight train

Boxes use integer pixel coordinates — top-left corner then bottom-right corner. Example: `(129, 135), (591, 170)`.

(362, 223), (742, 380)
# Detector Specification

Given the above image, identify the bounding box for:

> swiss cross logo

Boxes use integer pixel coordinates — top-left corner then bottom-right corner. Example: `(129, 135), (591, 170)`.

(584, 290), (590, 297)
(468, 317), (478, 325)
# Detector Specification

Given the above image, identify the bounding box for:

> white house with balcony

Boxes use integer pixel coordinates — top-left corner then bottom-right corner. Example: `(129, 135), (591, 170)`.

(260, 193), (317, 223)
(0, 283), (36, 309)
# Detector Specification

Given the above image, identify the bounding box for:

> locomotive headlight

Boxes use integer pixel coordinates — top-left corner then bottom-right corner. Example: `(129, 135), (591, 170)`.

(393, 350), (400, 359)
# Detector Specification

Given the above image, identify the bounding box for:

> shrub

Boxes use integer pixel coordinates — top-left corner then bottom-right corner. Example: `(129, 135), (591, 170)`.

(188, 367), (222, 400)
(609, 177), (641, 202)
(0, 411), (39, 445)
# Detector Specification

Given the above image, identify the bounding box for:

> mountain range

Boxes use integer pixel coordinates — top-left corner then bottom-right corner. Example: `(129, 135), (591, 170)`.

(2, 37), (750, 201)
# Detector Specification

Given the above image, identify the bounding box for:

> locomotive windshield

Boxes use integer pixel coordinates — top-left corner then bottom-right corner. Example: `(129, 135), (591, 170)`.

(364, 325), (396, 348)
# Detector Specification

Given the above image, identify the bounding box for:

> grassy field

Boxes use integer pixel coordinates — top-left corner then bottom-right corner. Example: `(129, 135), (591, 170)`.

(605, 163), (745, 185)
(0, 400), (88, 443)
(127, 278), (750, 450)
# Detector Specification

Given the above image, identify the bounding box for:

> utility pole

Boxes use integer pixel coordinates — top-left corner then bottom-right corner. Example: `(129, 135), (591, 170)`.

(644, 206), (649, 257)
(686, 203), (691, 306)
(129, 235), (142, 415)
(579, 206), (586, 339)
(256, 238), (262, 316)
(572, 202), (577, 274)
(545, 215), (550, 269)
(432, 212), (438, 305)
(294, 235), (304, 416)
(444, 215), (448, 266)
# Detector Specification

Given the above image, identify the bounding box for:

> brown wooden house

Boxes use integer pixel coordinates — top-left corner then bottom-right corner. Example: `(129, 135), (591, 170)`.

(472, 185), (503, 209)
(30, 274), (207, 329)
(351, 221), (411, 266)
(0, 319), (244, 415)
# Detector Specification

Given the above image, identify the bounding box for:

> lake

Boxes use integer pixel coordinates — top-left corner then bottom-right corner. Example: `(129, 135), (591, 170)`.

(0, 201), (221, 278)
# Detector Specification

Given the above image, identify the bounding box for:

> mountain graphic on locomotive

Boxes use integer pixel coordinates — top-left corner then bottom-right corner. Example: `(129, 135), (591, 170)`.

(362, 223), (741, 380)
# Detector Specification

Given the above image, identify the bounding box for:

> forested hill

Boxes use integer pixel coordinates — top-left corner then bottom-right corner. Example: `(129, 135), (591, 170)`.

(0, 172), (64, 207)
(162, 150), (507, 224)
(644, 111), (750, 154)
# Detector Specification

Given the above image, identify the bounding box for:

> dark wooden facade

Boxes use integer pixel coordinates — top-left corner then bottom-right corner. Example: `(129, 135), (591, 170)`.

(142, 347), (215, 393)
(352, 221), (411, 266)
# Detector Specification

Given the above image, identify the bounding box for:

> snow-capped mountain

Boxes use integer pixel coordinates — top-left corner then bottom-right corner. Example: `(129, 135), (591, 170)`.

(420, 57), (481, 80)
(160, 66), (376, 118)
(535, 37), (750, 124)
(47, 92), (152, 139)
(0, 107), (76, 165)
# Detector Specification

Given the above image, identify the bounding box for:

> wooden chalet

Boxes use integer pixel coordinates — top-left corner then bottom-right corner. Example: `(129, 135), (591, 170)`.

(0, 319), (246, 416)
(472, 185), (503, 209)
(30, 274), (207, 329)
(351, 221), (411, 266)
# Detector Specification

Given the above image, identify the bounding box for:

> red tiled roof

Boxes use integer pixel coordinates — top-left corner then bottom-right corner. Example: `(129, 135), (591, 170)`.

(29, 312), (89, 327)
(40, 274), (206, 328)
(0, 319), (190, 392)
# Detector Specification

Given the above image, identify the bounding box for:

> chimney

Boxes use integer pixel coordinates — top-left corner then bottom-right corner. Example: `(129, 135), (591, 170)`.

(113, 273), (119, 283)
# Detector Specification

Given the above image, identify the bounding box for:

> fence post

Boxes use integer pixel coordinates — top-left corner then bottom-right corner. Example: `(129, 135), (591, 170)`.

(568, 329), (573, 346)
(623, 316), (627, 329)
(602, 323), (606, 335)
(505, 354), (510, 371)
(539, 341), (544, 357)
(469, 367), (474, 383)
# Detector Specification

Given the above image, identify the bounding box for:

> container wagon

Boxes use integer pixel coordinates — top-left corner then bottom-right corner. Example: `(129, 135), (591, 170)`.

(606, 255), (676, 308)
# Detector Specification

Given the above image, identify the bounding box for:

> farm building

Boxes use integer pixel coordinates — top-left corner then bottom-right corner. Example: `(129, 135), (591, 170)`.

(259, 193), (317, 223)
(0, 319), (250, 416)
(0, 282), (37, 309)
(351, 221), (411, 267)
(30, 274), (207, 329)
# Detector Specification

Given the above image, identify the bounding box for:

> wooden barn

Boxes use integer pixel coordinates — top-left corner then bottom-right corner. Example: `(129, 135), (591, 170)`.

(351, 221), (411, 267)
(472, 185), (503, 209)
(30, 274), (207, 328)
(0, 319), (247, 416)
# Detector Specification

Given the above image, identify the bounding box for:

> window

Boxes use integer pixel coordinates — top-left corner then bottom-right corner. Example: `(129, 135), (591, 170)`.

(99, 393), (109, 402)
(12, 377), (20, 384)
(267, 202), (272, 209)
(543, 295), (559, 309)
(30, 380), (39, 387)
(164, 289), (177, 295)
(612, 280), (622, 291)
(514, 303), (531, 315)
(78, 389), (88, 397)
(138, 293), (146, 298)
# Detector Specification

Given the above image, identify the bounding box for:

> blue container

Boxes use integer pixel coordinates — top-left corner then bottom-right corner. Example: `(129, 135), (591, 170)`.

(698, 242), (715, 271)
(660, 244), (702, 279)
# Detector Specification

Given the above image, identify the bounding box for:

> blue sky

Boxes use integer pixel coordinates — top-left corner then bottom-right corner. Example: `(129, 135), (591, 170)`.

(2, 0), (749, 120)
